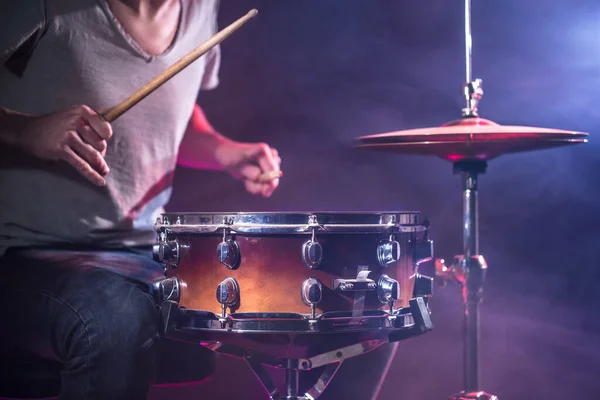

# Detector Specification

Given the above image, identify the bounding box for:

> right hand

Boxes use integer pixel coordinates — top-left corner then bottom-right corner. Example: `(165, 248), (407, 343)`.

(19, 105), (112, 186)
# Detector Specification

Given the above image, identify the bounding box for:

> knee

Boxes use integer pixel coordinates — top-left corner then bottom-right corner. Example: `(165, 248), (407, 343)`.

(63, 271), (160, 361)
(94, 281), (160, 353)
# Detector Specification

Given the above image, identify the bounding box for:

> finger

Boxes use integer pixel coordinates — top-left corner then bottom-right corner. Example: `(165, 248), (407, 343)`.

(238, 164), (263, 182)
(79, 105), (113, 140)
(262, 185), (276, 198)
(238, 164), (276, 197)
(61, 146), (106, 187)
(256, 144), (279, 174)
(67, 132), (109, 175)
(261, 178), (278, 198)
(78, 125), (107, 154)
(244, 180), (264, 196)
(244, 143), (278, 174)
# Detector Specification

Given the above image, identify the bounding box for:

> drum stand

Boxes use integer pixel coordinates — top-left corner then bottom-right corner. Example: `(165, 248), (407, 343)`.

(201, 337), (386, 400)
(185, 297), (432, 400)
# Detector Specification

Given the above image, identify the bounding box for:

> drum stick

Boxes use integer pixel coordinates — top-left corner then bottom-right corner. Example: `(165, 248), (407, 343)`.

(255, 170), (283, 183)
(102, 9), (259, 123)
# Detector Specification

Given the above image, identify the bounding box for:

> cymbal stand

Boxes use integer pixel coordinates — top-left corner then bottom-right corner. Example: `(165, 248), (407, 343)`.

(437, 161), (497, 400)
(435, 1), (499, 399)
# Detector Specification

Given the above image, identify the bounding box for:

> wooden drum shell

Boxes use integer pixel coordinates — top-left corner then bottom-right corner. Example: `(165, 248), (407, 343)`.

(158, 212), (427, 316)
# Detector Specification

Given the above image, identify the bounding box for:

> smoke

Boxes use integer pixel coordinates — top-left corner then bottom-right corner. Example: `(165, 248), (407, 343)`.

(160, 0), (600, 398)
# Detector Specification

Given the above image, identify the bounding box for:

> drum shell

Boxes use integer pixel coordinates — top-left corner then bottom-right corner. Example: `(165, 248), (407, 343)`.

(165, 231), (420, 315)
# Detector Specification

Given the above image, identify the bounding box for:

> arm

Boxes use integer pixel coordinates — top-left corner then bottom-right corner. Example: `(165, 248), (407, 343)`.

(0, 106), (29, 146)
(0, 104), (112, 186)
(176, 103), (233, 170)
(177, 104), (282, 198)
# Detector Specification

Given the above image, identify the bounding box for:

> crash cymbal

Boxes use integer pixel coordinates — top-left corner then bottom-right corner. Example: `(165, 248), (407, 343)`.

(355, 117), (588, 162)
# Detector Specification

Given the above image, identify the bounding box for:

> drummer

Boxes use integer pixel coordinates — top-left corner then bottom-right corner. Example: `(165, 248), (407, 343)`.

(0, 0), (281, 398)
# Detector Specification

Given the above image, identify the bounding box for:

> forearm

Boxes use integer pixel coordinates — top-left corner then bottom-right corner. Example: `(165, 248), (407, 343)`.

(0, 106), (29, 147)
(176, 128), (233, 170)
(176, 104), (232, 170)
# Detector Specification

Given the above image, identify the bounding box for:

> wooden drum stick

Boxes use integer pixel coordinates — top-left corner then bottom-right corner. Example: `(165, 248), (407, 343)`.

(255, 170), (283, 183)
(102, 9), (258, 123)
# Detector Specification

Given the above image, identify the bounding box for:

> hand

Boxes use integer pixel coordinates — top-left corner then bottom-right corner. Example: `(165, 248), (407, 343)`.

(216, 141), (281, 198)
(18, 105), (112, 186)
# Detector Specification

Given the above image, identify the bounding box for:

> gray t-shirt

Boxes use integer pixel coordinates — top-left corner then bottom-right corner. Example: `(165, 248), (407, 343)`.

(0, 0), (221, 255)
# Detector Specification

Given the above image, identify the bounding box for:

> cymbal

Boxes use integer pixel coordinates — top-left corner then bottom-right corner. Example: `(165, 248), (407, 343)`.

(355, 117), (588, 162)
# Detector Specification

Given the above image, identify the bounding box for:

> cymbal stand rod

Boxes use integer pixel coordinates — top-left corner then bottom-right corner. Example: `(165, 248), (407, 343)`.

(462, 167), (479, 392)
(450, 161), (496, 400)
(462, 0), (483, 118)
(464, 0), (473, 85)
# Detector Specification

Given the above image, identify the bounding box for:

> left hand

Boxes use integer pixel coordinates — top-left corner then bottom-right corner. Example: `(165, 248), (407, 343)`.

(215, 141), (281, 198)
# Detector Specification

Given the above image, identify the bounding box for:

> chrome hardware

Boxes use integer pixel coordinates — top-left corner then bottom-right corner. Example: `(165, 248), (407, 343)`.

(333, 270), (376, 293)
(153, 277), (181, 304)
(462, 79), (484, 118)
(301, 230), (322, 269)
(301, 277), (323, 319)
(413, 273), (434, 298)
(413, 239), (434, 270)
(154, 211), (426, 235)
(450, 391), (498, 400)
(437, 254), (488, 301)
(216, 239), (241, 270)
(152, 240), (180, 268)
(377, 237), (400, 267)
(216, 277), (240, 318)
(377, 274), (400, 305)
(435, 256), (467, 287)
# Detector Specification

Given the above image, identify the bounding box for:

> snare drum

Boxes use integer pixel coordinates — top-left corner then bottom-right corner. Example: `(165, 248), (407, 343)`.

(153, 212), (433, 329)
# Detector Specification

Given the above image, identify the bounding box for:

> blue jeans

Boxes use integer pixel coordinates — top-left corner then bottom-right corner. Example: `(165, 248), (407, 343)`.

(0, 246), (216, 400)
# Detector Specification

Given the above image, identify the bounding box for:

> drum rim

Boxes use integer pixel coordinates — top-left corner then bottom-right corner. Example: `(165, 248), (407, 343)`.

(155, 211), (426, 234)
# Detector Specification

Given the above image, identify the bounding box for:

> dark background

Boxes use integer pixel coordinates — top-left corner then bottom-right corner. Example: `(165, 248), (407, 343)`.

(153, 0), (600, 398)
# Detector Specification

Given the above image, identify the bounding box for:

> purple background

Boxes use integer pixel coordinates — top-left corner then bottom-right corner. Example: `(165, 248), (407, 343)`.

(153, 0), (600, 398)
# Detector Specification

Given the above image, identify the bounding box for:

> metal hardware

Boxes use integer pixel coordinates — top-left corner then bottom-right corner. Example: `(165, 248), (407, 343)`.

(154, 211), (425, 235)
(462, 79), (483, 118)
(301, 229), (323, 269)
(377, 274), (400, 313)
(152, 277), (181, 304)
(152, 240), (180, 268)
(216, 237), (241, 270)
(435, 256), (467, 287)
(388, 297), (433, 343)
(461, 0), (484, 118)
(413, 273), (434, 298)
(176, 308), (409, 334)
(301, 277), (323, 319)
(333, 270), (376, 293)
(207, 338), (388, 400)
(413, 239), (434, 270)
(216, 277), (240, 318)
(450, 392), (499, 400)
(377, 237), (400, 267)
